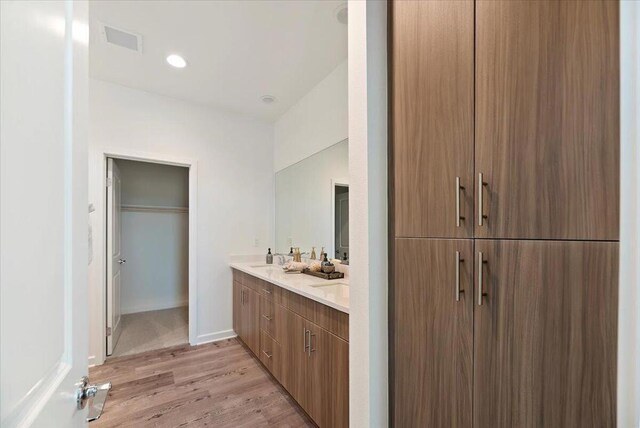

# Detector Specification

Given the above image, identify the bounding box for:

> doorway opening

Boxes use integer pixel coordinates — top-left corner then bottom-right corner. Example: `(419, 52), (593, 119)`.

(106, 158), (190, 357)
(334, 184), (349, 263)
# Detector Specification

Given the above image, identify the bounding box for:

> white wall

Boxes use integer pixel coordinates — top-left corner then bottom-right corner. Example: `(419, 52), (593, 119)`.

(117, 160), (189, 314)
(348, 2), (389, 426)
(89, 79), (274, 364)
(274, 60), (348, 172)
(619, 1), (640, 426)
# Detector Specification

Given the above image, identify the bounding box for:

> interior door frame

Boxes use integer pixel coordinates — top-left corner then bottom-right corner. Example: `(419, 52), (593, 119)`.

(96, 148), (198, 362)
(330, 178), (349, 261)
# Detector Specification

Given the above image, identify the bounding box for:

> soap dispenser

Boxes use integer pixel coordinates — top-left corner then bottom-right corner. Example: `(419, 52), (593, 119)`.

(266, 248), (273, 264)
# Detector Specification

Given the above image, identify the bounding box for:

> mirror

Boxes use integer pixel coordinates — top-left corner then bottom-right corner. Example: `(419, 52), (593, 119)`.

(275, 139), (349, 262)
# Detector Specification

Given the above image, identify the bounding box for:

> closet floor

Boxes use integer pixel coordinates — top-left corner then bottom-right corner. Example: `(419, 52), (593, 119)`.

(111, 307), (188, 357)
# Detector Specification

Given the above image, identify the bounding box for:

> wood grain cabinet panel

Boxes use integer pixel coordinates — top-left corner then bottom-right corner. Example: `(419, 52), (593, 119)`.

(392, 238), (473, 427)
(475, 0), (619, 240)
(240, 285), (260, 356)
(474, 240), (618, 428)
(233, 281), (241, 336)
(391, 0), (474, 238)
(306, 322), (349, 428)
(279, 308), (307, 406)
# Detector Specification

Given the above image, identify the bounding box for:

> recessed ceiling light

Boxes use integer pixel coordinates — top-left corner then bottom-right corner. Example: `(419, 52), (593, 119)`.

(335, 3), (348, 25)
(166, 54), (187, 68)
(261, 95), (276, 104)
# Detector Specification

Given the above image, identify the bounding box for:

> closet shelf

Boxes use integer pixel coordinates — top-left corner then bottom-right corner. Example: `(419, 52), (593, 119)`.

(121, 204), (188, 214)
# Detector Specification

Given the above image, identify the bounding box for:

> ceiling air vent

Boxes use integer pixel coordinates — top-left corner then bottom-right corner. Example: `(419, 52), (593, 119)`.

(100, 22), (142, 53)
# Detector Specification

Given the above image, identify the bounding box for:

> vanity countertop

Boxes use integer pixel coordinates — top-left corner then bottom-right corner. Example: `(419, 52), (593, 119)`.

(230, 262), (349, 314)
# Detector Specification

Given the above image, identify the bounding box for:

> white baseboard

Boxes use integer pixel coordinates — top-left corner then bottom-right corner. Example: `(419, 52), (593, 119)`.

(88, 355), (103, 368)
(195, 329), (237, 346)
(122, 299), (188, 315)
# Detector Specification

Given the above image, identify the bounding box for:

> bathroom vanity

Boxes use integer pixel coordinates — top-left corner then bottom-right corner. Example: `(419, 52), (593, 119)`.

(230, 263), (349, 428)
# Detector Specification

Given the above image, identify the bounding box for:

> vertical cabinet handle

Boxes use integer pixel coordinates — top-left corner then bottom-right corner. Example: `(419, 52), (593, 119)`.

(456, 177), (465, 227)
(455, 251), (465, 301)
(308, 331), (316, 357)
(478, 173), (488, 226)
(478, 252), (488, 306)
(303, 328), (309, 353)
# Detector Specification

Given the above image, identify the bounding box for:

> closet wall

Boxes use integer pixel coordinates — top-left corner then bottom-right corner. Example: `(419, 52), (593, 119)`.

(390, 1), (619, 427)
(117, 159), (189, 314)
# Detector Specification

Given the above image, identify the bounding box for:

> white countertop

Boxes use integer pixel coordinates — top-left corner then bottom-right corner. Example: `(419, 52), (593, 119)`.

(230, 262), (349, 314)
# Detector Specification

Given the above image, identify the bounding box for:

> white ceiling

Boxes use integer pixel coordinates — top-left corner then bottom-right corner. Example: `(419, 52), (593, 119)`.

(89, 1), (348, 122)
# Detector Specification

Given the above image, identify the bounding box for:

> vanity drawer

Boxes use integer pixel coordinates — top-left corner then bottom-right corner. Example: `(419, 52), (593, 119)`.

(259, 280), (281, 302)
(260, 296), (276, 339)
(259, 329), (281, 380)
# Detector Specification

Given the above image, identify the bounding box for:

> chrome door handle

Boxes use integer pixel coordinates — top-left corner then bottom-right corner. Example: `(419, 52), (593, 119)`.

(478, 173), (488, 226)
(478, 252), (488, 306)
(456, 177), (465, 227)
(308, 331), (316, 357)
(117, 259), (126, 264)
(303, 328), (309, 353)
(455, 251), (465, 301)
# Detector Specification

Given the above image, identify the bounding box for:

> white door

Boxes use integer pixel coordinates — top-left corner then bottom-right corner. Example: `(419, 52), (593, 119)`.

(0, 1), (90, 427)
(106, 159), (123, 356)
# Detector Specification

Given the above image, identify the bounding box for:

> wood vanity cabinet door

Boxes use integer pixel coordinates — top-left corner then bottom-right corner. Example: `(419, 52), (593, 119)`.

(306, 324), (349, 428)
(240, 285), (260, 356)
(391, 0), (474, 238)
(392, 238), (473, 427)
(475, 0), (619, 240)
(474, 240), (618, 428)
(279, 308), (307, 408)
(232, 281), (241, 337)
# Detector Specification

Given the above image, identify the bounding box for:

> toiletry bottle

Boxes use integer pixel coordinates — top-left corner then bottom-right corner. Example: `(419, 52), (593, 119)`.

(289, 247), (294, 256)
(266, 248), (273, 264)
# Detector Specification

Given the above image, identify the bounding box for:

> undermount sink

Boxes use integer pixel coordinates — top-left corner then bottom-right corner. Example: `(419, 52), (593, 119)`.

(308, 281), (348, 288)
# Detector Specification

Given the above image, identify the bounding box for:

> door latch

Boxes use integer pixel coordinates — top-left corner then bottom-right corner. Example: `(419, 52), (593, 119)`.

(76, 376), (112, 422)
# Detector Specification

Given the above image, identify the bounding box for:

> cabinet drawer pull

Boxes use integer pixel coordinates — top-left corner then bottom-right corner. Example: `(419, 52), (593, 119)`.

(456, 177), (465, 227)
(478, 252), (488, 306)
(262, 288), (272, 294)
(262, 314), (273, 321)
(455, 251), (464, 301)
(262, 350), (272, 359)
(478, 173), (488, 226)
(303, 328), (309, 353)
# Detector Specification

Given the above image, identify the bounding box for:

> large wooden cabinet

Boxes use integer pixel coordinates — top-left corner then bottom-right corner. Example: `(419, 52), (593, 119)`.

(232, 269), (349, 428)
(475, 1), (619, 240)
(391, 1), (619, 427)
(393, 239), (473, 427)
(392, 0), (474, 239)
(474, 240), (618, 427)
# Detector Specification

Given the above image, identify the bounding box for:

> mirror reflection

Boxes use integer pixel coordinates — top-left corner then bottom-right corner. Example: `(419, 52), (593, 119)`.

(275, 139), (349, 263)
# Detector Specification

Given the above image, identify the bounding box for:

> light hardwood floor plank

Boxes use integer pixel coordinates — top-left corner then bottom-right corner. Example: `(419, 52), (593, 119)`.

(90, 339), (315, 427)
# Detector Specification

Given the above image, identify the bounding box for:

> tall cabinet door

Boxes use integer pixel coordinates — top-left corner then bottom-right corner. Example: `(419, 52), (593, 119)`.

(392, 238), (473, 427)
(474, 240), (618, 427)
(391, 0), (474, 238)
(475, 1), (619, 240)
